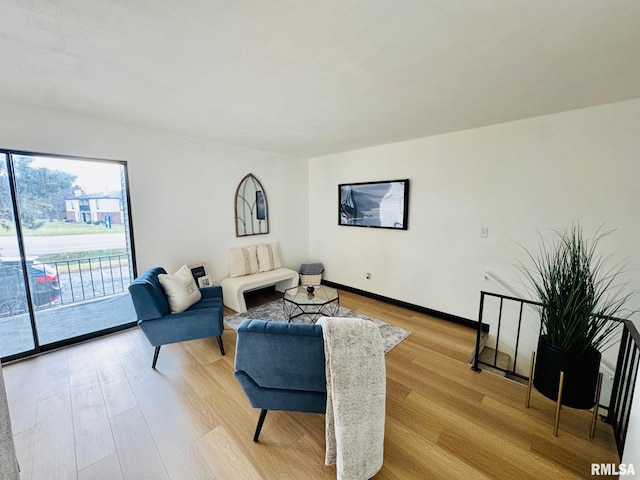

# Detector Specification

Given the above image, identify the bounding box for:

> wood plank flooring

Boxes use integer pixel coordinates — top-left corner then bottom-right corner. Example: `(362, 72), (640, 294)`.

(2, 290), (620, 479)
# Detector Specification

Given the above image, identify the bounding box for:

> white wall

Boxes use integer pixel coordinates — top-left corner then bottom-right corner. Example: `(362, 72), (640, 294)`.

(0, 102), (309, 281)
(309, 98), (640, 377)
(309, 98), (640, 324)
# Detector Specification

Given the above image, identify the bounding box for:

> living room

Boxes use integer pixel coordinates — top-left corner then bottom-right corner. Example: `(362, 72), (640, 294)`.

(3, 90), (640, 326)
(1, 1), (640, 478)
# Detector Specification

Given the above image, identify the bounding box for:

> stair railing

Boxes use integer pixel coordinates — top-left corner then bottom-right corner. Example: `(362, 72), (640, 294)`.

(471, 290), (541, 381)
(474, 289), (636, 458)
(607, 320), (639, 457)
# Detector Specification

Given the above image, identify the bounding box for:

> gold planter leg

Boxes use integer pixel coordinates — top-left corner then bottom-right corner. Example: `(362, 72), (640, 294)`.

(553, 371), (565, 437)
(590, 372), (604, 439)
(525, 351), (535, 408)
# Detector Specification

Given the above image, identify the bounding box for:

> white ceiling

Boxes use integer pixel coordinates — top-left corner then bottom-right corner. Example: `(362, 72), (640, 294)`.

(2, 1), (640, 158)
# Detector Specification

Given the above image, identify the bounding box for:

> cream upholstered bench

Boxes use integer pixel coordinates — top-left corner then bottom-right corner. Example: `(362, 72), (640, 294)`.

(220, 243), (299, 313)
(221, 269), (298, 313)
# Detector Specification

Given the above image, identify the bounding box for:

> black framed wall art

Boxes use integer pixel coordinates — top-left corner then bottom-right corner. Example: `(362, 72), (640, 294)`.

(338, 179), (409, 230)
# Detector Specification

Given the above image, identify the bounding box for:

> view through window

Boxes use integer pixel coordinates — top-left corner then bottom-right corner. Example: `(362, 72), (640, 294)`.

(0, 151), (136, 361)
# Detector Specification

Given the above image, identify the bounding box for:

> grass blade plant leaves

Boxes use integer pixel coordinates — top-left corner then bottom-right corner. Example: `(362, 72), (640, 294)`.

(518, 224), (634, 356)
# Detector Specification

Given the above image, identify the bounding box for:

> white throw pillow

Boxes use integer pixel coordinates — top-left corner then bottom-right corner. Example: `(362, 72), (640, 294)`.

(158, 265), (202, 313)
(229, 246), (259, 277)
(256, 243), (282, 272)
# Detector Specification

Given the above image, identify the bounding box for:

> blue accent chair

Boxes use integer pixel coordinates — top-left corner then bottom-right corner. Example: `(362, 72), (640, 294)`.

(234, 319), (327, 442)
(128, 267), (225, 368)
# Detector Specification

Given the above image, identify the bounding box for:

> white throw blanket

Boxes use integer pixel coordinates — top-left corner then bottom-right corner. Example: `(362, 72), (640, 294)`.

(317, 317), (386, 480)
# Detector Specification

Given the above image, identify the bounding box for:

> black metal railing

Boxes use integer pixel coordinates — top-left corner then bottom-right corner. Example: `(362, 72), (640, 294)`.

(0, 254), (131, 317)
(473, 290), (638, 457)
(472, 290), (627, 379)
(49, 254), (132, 305)
(607, 320), (640, 457)
(471, 290), (542, 381)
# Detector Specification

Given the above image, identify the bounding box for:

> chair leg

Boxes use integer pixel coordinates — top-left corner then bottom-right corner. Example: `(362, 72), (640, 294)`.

(152, 345), (161, 369)
(217, 336), (225, 356)
(253, 409), (268, 442)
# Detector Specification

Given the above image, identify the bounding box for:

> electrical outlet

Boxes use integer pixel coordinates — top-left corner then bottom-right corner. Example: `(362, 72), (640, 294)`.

(480, 227), (489, 238)
(366, 272), (371, 279)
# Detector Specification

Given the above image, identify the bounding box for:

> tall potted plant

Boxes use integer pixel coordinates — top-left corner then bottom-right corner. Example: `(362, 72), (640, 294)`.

(519, 224), (634, 409)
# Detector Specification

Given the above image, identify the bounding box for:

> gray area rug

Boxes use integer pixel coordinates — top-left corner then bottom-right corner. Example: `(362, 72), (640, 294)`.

(224, 300), (411, 354)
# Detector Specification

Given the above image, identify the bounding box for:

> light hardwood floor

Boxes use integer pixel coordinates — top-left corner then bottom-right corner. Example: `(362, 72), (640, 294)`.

(3, 290), (620, 479)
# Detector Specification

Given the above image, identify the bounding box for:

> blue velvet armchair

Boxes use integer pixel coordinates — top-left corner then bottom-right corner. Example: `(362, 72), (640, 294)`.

(234, 319), (327, 442)
(128, 267), (225, 368)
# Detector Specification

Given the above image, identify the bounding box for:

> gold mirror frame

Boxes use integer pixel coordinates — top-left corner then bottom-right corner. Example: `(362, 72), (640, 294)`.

(235, 173), (269, 236)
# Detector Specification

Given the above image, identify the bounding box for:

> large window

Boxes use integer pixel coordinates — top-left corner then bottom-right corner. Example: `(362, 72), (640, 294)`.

(0, 150), (137, 362)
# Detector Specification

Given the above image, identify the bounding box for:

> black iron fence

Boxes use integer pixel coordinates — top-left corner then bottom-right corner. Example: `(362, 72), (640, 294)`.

(0, 254), (132, 317)
(49, 254), (132, 305)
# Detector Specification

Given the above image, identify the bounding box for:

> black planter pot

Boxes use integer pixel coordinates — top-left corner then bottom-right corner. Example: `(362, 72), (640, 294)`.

(533, 336), (601, 409)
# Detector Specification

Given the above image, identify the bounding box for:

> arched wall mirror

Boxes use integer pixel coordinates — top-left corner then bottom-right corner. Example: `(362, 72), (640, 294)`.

(235, 173), (269, 236)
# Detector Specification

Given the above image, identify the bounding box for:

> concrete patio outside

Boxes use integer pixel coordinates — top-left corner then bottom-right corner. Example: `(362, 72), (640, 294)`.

(0, 293), (137, 358)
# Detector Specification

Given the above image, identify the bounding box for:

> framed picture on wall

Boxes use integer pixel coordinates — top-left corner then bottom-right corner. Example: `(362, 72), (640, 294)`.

(338, 179), (409, 230)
